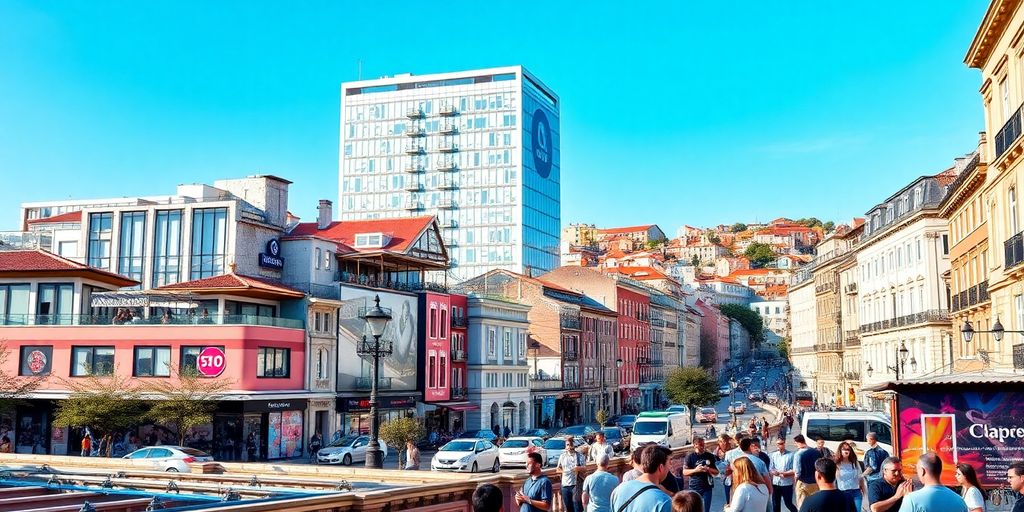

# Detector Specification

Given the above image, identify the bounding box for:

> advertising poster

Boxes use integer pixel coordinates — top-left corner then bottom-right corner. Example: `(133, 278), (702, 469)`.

(280, 410), (303, 458)
(338, 289), (418, 390)
(899, 390), (1024, 486)
(267, 412), (282, 459)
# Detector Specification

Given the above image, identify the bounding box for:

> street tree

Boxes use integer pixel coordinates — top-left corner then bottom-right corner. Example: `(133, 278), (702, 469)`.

(743, 242), (776, 268)
(0, 340), (47, 416)
(664, 367), (721, 426)
(778, 337), (791, 360)
(720, 304), (765, 346)
(145, 365), (234, 445)
(379, 416), (426, 468)
(690, 255), (700, 267)
(596, 409), (609, 427)
(54, 369), (151, 435)
(731, 223), (747, 233)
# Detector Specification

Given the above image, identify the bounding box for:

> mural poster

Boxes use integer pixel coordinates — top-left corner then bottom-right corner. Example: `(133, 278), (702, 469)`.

(280, 410), (303, 458)
(899, 390), (1024, 486)
(267, 412), (282, 460)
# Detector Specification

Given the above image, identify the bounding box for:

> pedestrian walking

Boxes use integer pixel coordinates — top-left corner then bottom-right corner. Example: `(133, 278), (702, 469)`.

(610, 444), (673, 512)
(557, 436), (586, 512)
(834, 441), (867, 512)
(582, 452), (618, 512)
(716, 434), (735, 506)
(80, 432), (92, 457)
(473, 484), (504, 512)
(793, 435), (822, 508)
(682, 436), (719, 512)
(897, 452), (968, 512)
(515, 452), (552, 512)
(863, 433), (889, 484)
(308, 431), (322, 464)
(867, 456), (910, 512)
(404, 440), (420, 470)
(1006, 461), (1024, 512)
(770, 438), (798, 512)
(955, 463), (985, 512)
(729, 457), (771, 512)
(797, 458), (856, 512)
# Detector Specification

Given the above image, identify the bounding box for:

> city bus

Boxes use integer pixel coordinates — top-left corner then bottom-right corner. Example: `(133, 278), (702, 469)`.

(795, 390), (814, 407)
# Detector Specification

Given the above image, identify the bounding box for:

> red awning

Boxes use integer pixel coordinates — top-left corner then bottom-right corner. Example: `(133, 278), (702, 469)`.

(435, 402), (479, 412)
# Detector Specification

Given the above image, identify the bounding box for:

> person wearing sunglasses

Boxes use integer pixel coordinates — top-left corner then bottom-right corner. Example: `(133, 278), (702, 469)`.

(833, 441), (867, 512)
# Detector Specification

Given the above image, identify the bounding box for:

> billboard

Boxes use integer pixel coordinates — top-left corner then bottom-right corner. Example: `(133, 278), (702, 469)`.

(338, 288), (419, 391)
(898, 390), (1024, 486)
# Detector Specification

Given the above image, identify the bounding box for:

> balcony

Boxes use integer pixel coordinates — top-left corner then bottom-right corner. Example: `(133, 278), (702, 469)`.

(406, 108), (424, 119)
(844, 283), (858, 295)
(843, 372), (860, 381)
(354, 377), (393, 390)
(439, 143), (459, 153)
(444, 238), (459, 248)
(529, 377), (563, 391)
(439, 199), (458, 210)
(583, 378), (598, 389)
(404, 125), (425, 137)
(404, 200), (423, 211)
(440, 123), (458, 135)
(437, 161), (458, 172)
(404, 144), (425, 155)
(451, 315), (467, 328)
(650, 318), (666, 328)
(336, 271), (449, 295)
(404, 181), (424, 192)
(995, 105), (1022, 161)
(953, 280), (991, 312)
(640, 374), (658, 384)
(636, 356), (651, 365)
(562, 350), (579, 361)
(858, 309), (950, 334)
(438, 179), (459, 190)
(814, 342), (843, 352)
(562, 380), (580, 390)
(440, 104), (458, 116)
(843, 332), (860, 347)
(443, 219), (459, 229)
(0, 313), (304, 329)
(405, 163), (425, 174)
(451, 349), (466, 362)
(450, 386), (468, 399)
(560, 315), (581, 330)
(1006, 232), (1024, 270)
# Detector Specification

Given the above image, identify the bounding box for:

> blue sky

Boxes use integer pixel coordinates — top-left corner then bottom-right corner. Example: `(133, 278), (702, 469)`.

(0, 1), (989, 235)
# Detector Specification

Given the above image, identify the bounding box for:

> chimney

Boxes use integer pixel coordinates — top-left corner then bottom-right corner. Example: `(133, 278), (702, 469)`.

(317, 200), (333, 230)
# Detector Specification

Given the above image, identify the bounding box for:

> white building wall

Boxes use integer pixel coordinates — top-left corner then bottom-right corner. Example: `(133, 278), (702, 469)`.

(787, 280), (817, 393)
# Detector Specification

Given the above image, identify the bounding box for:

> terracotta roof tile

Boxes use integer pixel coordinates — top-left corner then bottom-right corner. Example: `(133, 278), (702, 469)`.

(598, 225), (655, 235)
(286, 216), (435, 253)
(157, 273), (305, 297)
(26, 211), (82, 224)
(0, 249), (138, 286)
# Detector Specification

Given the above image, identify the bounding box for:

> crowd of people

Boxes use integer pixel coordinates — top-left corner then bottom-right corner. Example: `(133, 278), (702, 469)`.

(461, 430), (1024, 512)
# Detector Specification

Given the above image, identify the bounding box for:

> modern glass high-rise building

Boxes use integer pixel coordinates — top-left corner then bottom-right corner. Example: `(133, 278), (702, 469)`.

(338, 65), (560, 281)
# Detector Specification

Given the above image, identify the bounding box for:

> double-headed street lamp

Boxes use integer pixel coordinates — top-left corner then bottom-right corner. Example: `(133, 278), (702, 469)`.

(359, 295), (393, 469)
(866, 340), (916, 381)
(961, 318), (1018, 343)
(600, 358), (624, 416)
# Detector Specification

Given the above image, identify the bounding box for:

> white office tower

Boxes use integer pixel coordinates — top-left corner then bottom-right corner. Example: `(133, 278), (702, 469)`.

(339, 66), (560, 282)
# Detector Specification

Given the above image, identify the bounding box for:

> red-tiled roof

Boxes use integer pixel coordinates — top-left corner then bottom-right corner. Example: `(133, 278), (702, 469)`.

(0, 249), (138, 287)
(26, 211), (82, 224)
(157, 273), (305, 298)
(598, 225), (654, 235)
(605, 266), (671, 281)
(286, 216), (435, 253)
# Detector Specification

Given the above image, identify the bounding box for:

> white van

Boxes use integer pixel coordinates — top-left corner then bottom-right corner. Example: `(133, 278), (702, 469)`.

(801, 411), (893, 458)
(630, 411), (691, 451)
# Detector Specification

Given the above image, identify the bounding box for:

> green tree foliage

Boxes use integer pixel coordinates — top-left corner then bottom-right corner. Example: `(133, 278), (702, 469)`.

(778, 337), (791, 360)
(379, 416), (426, 468)
(145, 366), (235, 445)
(54, 370), (151, 434)
(822, 221), (835, 232)
(707, 232), (721, 244)
(0, 340), (45, 416)
(731, 223), (747, 233)
(596, 409), (609, 427)
(743, 242), (776, 268)
(664, 367), (721, 424)
(691, 255), (700, 267)
(720, 304), (765, 345)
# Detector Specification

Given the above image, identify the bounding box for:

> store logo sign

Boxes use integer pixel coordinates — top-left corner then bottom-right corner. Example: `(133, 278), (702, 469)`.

(531, 109), (553, 179)
(259, 239), (284, 269)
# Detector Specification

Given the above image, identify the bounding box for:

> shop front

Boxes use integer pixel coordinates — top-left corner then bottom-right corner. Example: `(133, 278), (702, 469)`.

(337, 395), (417, 436)
(1, 400), (57, 455)
(620, 388), (642, 414)
(532, 395), (557, 429)
(214, 398), (308, 461)
(555, 393), (582, 428)
(421, 401), (478, 436)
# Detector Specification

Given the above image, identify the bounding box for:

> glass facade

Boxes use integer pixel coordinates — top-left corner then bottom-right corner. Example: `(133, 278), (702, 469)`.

(118, 211), (146, 286)
(153, 210), (183, 286)
(87, 212), (113, 270)
(338, 67), (560, 280)
(190, 207), (228, 279)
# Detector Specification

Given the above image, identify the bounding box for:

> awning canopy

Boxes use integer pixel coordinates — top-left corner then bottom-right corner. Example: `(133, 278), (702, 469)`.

(434, 402), (479, 412)
(90, 291), (199, 309)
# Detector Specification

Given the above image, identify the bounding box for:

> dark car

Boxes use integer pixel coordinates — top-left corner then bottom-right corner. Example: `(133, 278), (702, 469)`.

(457, 430), (500, 443)
(555, 424), (600, 443)
(601, 427), (629, 454)
(613, 415), (637, 434)
(519, 428), (553, 440)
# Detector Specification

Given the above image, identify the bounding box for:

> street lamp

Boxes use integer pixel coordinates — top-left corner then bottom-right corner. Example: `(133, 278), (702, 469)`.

(865, 340), (916, 381)
(359, 295), (392, 469)
(962, 318), (1017, 343)
(728, 377), (738, 428)
(600, 358), (624, 417)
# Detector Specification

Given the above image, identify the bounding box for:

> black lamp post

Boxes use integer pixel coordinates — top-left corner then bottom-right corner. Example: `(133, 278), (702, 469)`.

(865, 340), (915, 381)
(359, 295), (392, 469)
(962, 318), (1015, 343)
(600, 358), (624, 417)
(728, 377), (738, 427)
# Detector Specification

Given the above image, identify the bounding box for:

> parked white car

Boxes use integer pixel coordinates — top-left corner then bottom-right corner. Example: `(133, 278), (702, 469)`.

(317, 434), (388, 465)
(497, 437), (546, 469)
(431, 438), (500, 473)
(122, 446), (215, 473)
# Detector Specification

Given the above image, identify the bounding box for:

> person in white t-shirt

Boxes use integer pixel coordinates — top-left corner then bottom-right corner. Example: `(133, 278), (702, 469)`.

(955, 463), (986, 512)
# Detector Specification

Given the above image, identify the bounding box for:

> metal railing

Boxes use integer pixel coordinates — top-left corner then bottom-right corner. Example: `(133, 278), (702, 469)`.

(450, 386), (468, 399)
(562, 381), (580, 390)
(337, 271), (448, 294)
(996, 105), (1023, 161)
(953, 280), (991, 312)
(562, 350), (579, 361)
(529, 377), (563, 391)
(451, 349), (466, 362)
(858, 309), (950, 334)
(636, 356), (651, 365)
(843, 332), (860, 347)
(560, 316), (581, 330)
(451, 316), (467, 328)
(1006, 231), (1024, 270)
(843, 371), (860, 381)
(0, 313), (304, 329)
(650, 318), (666, 328)
(354, 377), (392, 390)
(813, 342), (844, 352)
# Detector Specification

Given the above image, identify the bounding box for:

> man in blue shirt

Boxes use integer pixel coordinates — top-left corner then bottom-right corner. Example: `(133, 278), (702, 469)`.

(516, 452), (552, 512)
(770, 437), (797, 512)
(897, 452), (967, 512)
(610, 444), (673, 512)
(793, 434), (823, 509)
(862, 433), (889, 484)
(582, 452), (618, 512)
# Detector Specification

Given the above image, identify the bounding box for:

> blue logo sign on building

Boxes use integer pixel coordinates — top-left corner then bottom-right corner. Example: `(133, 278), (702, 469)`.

(259, 239), (284, 270)
(531, 108), (553, 179)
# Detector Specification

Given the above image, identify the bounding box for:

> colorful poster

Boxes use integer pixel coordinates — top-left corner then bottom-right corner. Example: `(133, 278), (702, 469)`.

(267, 412), (282, 459)
(899, 390), (1024, 486)
(280, 410), (303, 458)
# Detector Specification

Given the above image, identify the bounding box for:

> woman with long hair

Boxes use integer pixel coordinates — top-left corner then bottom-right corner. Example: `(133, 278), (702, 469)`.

(716, 434), (734, 506)
(833, 441), (867, 512)
(729, 457), (769, 512)
(956, 462), (986, 512)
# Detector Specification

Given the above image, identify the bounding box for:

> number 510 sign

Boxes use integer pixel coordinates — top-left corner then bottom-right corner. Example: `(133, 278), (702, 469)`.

(197, 347), (227, 377)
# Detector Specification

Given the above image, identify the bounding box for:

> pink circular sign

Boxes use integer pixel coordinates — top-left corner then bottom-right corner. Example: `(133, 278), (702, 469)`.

(197, 347), (226, 377)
